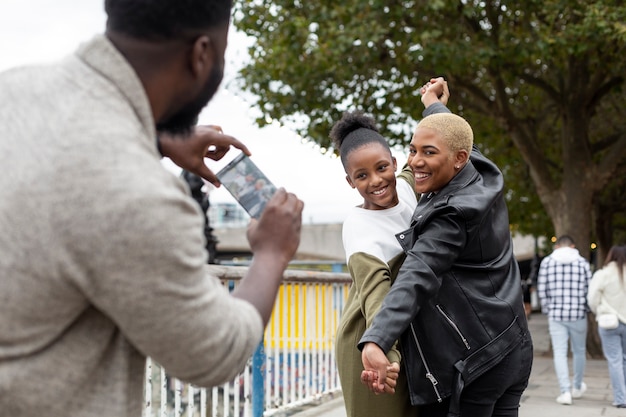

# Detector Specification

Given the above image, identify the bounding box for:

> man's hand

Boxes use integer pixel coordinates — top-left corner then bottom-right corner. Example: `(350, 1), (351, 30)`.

(361, 342), (391, 394)
(420, 77), (450, 108)
(246, 188), (303, 268)
(158, 125), (251, 186)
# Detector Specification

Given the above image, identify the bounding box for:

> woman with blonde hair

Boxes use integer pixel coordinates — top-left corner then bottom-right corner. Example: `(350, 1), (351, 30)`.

(588, 245), (626, 408)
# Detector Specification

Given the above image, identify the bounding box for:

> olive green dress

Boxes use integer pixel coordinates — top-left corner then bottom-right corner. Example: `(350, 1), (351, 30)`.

(335, 170), (420, 417)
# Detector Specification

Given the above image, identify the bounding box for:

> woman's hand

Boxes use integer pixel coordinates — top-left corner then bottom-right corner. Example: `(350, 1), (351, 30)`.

(420, 77), (450, 107)
(382, 362), (400, 394)
(361, 342), (391, 394)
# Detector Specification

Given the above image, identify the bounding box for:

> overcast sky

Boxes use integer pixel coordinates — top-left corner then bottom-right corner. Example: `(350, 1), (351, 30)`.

(0, 1), (414, 224)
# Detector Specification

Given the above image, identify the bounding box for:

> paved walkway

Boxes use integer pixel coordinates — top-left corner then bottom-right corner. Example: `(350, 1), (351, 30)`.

(291, 313), (626, 417)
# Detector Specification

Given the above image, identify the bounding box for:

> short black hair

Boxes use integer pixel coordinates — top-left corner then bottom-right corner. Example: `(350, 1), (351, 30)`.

(329, 111), (390, 169)
(555, 235), (575, 247)
(105, 0), (233, 41)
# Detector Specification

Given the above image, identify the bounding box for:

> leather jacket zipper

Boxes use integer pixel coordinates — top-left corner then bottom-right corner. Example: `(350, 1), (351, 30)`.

(436, 305), (470, 350)
(410, 323), (443, 402)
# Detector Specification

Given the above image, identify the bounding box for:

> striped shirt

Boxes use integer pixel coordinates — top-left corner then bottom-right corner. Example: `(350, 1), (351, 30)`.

(537, 246), (592, 321)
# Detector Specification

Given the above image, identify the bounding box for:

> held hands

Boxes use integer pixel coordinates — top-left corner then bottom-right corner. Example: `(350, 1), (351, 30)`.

(158, 125), (251, 186)
(361, 343), (399, 395)
(420, 77), (450, 108)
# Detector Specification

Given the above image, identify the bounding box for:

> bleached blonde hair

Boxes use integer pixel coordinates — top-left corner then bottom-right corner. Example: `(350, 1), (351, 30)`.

(416, 113), (473, 153)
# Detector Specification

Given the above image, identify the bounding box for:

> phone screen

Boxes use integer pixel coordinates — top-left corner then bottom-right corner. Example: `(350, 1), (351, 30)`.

(216, 153), (277, 219)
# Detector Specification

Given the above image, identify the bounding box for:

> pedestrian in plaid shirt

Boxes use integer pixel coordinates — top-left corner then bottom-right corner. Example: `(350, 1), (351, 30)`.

(538, 235), (592, 406)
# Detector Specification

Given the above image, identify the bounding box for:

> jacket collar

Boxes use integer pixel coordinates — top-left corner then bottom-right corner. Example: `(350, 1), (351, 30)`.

(75, 34), (156, 144)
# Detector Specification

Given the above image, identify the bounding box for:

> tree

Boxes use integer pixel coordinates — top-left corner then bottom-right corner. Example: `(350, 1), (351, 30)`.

(233, 0), (626, 258)
(593, 160), (626, 265)
(233, 0), (626, 356)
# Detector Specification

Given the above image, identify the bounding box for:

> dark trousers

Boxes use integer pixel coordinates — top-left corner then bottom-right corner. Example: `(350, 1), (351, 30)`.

(421, 332), (533, 417)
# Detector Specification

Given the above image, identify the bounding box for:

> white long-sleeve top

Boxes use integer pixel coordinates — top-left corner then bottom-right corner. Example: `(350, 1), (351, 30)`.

(587, 261), (626, 323)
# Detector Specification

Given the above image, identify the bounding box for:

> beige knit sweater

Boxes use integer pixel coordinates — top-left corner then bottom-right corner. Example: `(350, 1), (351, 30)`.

(0, 35), (263, 416)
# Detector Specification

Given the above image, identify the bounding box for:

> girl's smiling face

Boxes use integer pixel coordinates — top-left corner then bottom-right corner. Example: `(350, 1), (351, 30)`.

(408, 127), (468, 194)
(345, 142), (399, 210)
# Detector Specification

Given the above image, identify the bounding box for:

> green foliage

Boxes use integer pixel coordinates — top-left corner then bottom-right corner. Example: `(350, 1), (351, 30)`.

(233, 0), (626, 244)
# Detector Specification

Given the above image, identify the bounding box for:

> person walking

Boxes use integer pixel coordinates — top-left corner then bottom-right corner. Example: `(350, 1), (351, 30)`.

(537, 235), (592, 405)
(587, 245), (626, 409)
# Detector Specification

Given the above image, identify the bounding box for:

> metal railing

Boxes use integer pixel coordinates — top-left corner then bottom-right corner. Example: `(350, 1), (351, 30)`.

(143, 265), (351, 417)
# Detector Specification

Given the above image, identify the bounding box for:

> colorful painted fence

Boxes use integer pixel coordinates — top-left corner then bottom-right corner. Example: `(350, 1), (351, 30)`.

(143, 265), (351, 417)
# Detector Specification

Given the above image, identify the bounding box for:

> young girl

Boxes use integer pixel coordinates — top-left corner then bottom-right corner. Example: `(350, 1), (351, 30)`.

(331, 110), (419, 417)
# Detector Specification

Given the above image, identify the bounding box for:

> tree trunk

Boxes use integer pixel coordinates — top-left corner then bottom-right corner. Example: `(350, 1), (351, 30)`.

(592, 202), (612, 269)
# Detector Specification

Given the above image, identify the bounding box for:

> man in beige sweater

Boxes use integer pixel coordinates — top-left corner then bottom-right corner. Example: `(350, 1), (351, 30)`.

(0, 1), (303, 416)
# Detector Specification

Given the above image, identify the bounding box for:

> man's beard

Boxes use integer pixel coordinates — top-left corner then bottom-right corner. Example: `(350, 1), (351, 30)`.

(156, 64), (223, 137)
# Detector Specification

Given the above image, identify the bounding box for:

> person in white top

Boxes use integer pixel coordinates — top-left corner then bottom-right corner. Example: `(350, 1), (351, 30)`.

(587, 245), (626, 409)
(331, 79), (451, 417)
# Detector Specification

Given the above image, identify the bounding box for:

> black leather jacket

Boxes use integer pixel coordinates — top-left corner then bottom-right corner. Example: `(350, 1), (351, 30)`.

(359, 103), (530, 412)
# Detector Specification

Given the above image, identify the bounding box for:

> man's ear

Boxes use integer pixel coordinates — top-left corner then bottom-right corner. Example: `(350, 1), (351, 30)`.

(346, 175), (355, 189)
(189, 35), (212, 78)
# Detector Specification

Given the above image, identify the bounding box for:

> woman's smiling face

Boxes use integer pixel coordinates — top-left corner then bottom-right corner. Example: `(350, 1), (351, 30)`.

(408, 127), (467, 194)
(345, 142), (399, 210)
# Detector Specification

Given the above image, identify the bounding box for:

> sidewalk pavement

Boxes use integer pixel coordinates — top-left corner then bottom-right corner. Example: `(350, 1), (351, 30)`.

(291, 312), (626, 417)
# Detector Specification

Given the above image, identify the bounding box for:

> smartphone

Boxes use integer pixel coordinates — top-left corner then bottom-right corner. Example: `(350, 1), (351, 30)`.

(216, 153), (277, 219)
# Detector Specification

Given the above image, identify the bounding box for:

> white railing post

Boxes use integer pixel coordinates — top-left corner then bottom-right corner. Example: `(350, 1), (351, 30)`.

(144, 358), (152, 417)
(160, 369), (167, 417)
